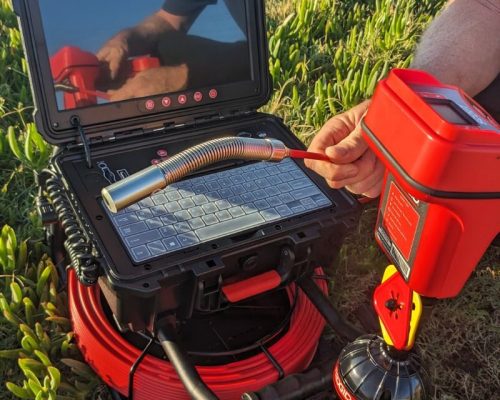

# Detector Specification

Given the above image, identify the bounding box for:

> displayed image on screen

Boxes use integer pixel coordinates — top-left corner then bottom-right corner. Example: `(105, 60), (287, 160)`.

(38, 0), (251, 111)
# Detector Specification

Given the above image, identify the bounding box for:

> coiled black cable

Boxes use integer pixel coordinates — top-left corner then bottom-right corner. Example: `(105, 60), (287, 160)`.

(40, 169), (100, 285)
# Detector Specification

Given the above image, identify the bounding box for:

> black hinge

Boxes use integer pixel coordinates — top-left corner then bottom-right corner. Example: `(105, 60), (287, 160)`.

(70, 115), (92, 168)
(163, 110), (256, 132)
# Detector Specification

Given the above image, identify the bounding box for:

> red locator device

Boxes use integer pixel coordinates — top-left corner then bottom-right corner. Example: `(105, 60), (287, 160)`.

(50, 46), (160, 109)
(362, 69), (500, 298)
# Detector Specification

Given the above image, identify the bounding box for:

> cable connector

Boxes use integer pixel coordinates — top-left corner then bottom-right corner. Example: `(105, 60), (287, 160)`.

(36, 194), (58, 225)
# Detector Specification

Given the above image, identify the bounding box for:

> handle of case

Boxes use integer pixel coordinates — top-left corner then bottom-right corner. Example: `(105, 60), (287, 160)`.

(222, 270), (282, 303)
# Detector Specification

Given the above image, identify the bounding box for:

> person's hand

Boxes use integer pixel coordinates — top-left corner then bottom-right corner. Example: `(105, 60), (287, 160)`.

(304, 100), (385, 198)
(107, 65), (188, 101)
(96, 32), (131, 81)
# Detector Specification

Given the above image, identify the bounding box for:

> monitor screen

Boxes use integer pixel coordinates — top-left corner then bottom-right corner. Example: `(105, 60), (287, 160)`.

(424, 98), (476, 125)
(38, 0), (251, 111)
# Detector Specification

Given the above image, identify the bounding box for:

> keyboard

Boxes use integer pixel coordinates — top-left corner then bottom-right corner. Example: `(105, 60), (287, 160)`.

(105, 158), (332, 263)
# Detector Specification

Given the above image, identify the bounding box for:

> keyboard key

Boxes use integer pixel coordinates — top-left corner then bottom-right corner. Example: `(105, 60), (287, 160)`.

(139, 198), (154, 208)
(166, 191), (182, 202)
(229, 206), (245, 218)
(131, 246), (151, 261)
(206, 181), (221, 191)
(279, 193), (294, 204)
(174, 210), (191, 221)
(202, 214), (219, 226)
(290, 178), (313, 190)
(189, 217), (205, 230)
(146, 217), (163, 229)
(179, 198), (195, 209)
(254, 199), (270, 210)
(151, 194), (168, 205)
(300, 198), (315, 206)
(193, 194), (208, 206)
(179, 189), (193, 198)
(242, 203), (257, 214)
(216, 210), (231, 221)
(279, 172), (294, 182)
(314, 196), (331, 206)
(232, 184), (245, 195)
(240, 193), (255, 203)
(163, 237), (181, 251)
(148, 240), (166, 256)
(150, 205), (168, 216)
(267, 175), (282, 185)
(228, 195), (243, 206)
(206, 191), (222, 201)
(290, 205), (306, 213)
(219, 178), (231, 187)
(260, 208), (280, 221)
(125, 230), (161, 247)
(267, 196), (283, 207)
(202, 203), (218, 214)
(219, 188), (233, 198)
(266, 166), (280, 176)
(159, 225), (176, 238)
(253, 190), (267, 200)
(165, 202), (181, 213)
(230, 175), (245, 184)
(277, 183), (292, 193)
(192, 184), (207, 194)
(293, 187), (320, 200)
(215, 200), (231, 210)
(136, 209), (153, 220)
(267, 187), (280, 197)
(255, 178), (270, 188)
(195, 213), (265, 241)
(276, 205), (292, 217)
(113, 213), (139, 226)
(243, 182), (258, 191)
(189, 206), (205, 218)
(120, 221), (148, 236)
(122, 203), (141, 213)
(174, 222), (191, 234)
(178, 232), (200, 247)
(160, 214), (177, 225)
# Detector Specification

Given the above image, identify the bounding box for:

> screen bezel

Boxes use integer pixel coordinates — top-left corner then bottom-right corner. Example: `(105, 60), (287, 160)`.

(16, 0), (270, 143)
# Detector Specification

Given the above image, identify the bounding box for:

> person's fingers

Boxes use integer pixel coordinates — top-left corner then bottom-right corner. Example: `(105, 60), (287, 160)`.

(345, 158), (385, 197)
(321, 148), (383, 192)
(307, 117), (352, 153)
(107, 49), (125, 80)
(305, 117), (352, 174)
(325, 124), (368, 164)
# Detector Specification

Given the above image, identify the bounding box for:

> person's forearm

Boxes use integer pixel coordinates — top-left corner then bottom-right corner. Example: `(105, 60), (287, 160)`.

(411, 0), (500, 96)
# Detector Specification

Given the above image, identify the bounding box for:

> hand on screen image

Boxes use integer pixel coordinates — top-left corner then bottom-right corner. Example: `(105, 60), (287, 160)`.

(95, 1), (250, 100)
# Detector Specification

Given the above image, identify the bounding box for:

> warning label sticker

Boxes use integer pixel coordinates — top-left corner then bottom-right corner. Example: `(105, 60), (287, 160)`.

(381, 182), (420, 260)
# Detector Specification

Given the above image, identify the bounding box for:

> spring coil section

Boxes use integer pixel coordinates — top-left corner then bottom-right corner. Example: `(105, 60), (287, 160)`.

(102, 137), (288, 212)
(157, 137), (285, 185)
(44, 170), (100, 285)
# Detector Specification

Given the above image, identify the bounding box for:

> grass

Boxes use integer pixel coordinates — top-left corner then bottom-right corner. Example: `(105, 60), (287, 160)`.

(1, 0), (499, 399)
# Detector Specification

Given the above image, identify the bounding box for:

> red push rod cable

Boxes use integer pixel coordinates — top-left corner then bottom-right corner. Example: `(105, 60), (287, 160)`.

(288, 149), (331, 162)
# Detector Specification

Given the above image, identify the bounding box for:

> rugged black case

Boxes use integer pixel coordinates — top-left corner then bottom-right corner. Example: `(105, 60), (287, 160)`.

(14, 0), (360, 331)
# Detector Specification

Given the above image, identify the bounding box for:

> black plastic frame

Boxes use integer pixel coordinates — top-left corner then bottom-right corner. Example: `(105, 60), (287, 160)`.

(13, 0), (271, 143)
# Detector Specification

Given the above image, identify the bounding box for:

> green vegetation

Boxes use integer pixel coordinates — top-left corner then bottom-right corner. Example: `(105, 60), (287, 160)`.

(0, 0), (498, 399)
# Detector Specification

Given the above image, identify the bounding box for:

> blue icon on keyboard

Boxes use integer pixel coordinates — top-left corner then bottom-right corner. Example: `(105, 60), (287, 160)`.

(105, 159), (332, 263)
